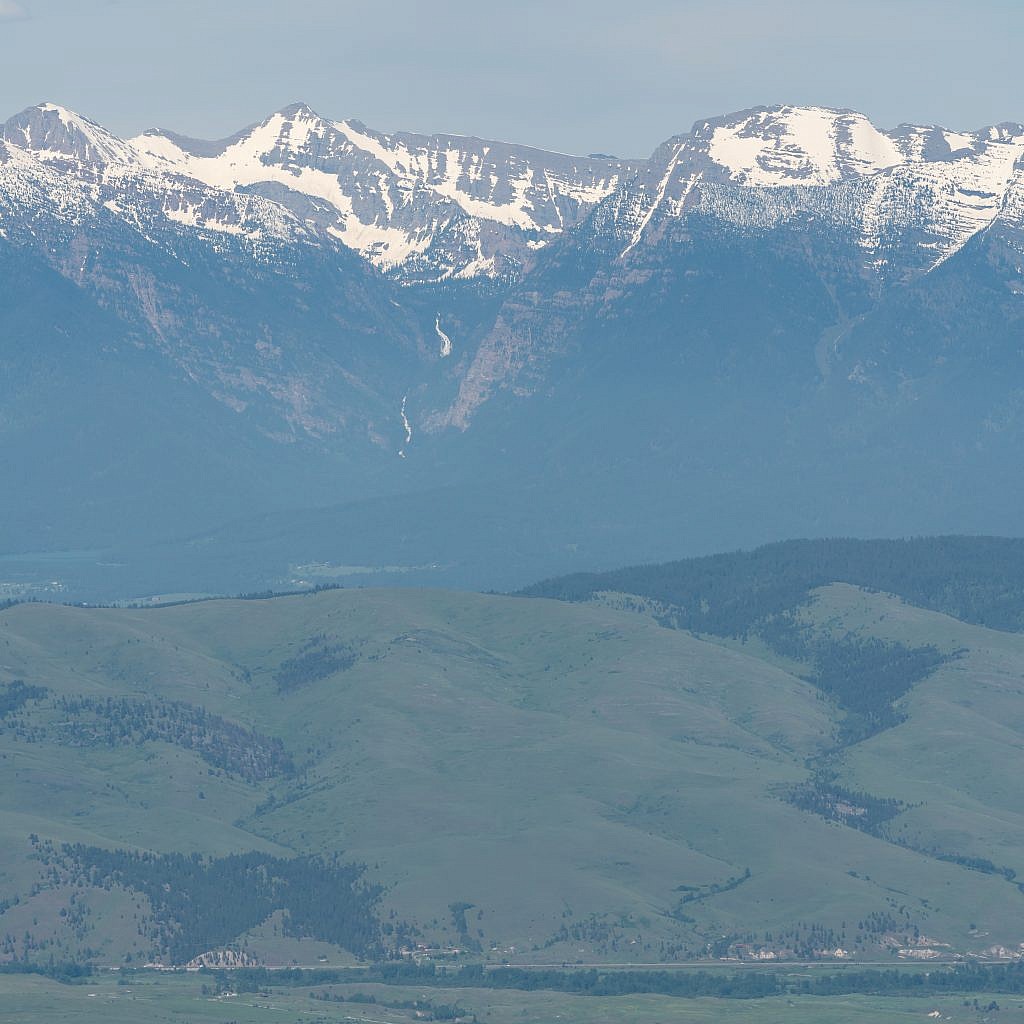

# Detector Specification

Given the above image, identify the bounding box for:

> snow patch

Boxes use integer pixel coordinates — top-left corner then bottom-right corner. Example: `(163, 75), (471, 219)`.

(843, 115), (904, 173)
(164, 203), (247, 235)
(707, 106), (902, 186)
(328, 220), (421, 266)
(943, 130), (976, 153)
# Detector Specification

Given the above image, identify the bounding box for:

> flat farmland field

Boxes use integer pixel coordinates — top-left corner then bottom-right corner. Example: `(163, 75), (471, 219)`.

(1, 971), (1022, 1024)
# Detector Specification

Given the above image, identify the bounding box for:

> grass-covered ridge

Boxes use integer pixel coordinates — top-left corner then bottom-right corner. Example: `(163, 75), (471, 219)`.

(521, 537), (1024, 740)
(2, 560), (1024, 969)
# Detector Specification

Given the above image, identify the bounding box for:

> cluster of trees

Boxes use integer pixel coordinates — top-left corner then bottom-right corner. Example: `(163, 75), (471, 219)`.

(802, 962), (1024, 996)
(768, 629), (950, 741)
(934, 853), (1016, 881)
(0, 959), (93, 983)
(447, 902), (480, 950)
(311, 989), (473, 1021)
(227, 962), (783, 998)
(274, 636), (357, 693)
(0, 680), (48, 717)
(542, 913), (623, 949)
(668, 870), (752, 924)
(59, 845), (382, 964)
(2, 694), (292, 783)
(745, 908), (915, 955)
(225, 959), (1024, 1000)
(738, 920), (850, 958)
(787, 773), (905, 835)
(675, 869), (751, 908)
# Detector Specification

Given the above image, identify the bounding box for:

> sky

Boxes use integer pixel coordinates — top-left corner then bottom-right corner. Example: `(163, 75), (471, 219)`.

(1, 0), (1022, 158)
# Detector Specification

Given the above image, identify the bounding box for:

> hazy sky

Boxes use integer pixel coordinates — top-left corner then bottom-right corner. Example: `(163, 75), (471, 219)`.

(1, 0), (1021, 157)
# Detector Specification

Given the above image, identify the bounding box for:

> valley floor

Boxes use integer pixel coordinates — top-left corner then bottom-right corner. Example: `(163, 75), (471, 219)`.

(0, 971), (1019, 1024)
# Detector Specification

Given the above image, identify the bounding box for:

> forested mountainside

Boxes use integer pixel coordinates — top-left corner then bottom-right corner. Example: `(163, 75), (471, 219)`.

(520, 537), (1024, 634)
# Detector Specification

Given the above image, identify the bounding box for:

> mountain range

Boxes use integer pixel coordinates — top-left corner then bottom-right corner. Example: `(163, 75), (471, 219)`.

(2, 101), (1024, 598)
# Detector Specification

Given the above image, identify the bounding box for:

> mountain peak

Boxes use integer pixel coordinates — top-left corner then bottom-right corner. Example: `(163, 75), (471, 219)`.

(276, 101), (323, 120)
(3, 101), (137, 166)
(685, 104), (904, 185)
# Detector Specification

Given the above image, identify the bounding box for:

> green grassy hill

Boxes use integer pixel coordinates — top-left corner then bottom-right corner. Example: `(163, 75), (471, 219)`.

(1, 574), (1023, 967)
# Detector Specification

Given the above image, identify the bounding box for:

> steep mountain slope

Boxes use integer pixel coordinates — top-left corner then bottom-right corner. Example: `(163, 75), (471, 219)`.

(0, 109), (433, 552)
(0, 111), (424, 440)
(0, 238), (347, 550)
(3, 101), (1024, 597)
(430, 105), (1024, 430)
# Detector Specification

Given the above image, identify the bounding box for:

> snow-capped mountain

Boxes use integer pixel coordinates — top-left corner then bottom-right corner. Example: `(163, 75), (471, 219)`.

(601, 105), (1024, 275)
(0, 102), (425, 457)
(1, 101), (634, 282)
(129, 103), (636, 281)
(4, 101), (1024, 287)
(414, 106), (1024, 430)
(0, 103), (332, 250)
(4, 99), (1024, 595)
